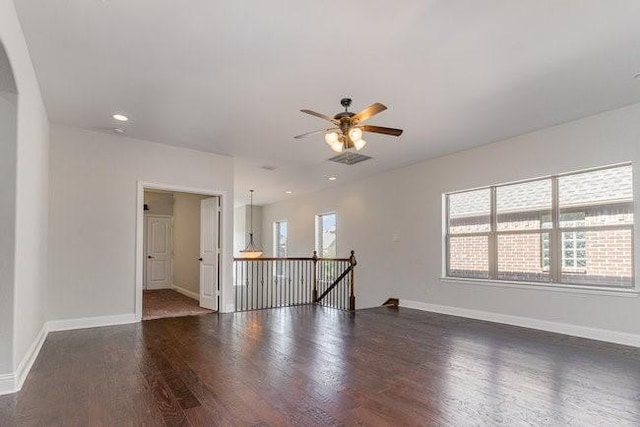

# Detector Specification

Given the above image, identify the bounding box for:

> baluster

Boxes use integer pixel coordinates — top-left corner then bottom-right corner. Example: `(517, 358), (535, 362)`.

(349, 251), (356, 311)
(287, 260), (291, 307)
(312, 251), (318, 303)
(268, 260), (272, 309)
(274, 260), (278, 308)
(243, 261), (247, 311)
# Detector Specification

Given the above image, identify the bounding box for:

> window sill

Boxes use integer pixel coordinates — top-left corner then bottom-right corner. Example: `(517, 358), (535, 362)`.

(439, 277), (639, 297)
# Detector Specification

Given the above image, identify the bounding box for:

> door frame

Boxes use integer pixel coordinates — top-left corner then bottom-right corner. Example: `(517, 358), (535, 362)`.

(135, 181), (227, 322)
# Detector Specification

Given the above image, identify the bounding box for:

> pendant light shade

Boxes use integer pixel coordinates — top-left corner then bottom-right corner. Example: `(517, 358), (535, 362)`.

(239, 190), (263, 258)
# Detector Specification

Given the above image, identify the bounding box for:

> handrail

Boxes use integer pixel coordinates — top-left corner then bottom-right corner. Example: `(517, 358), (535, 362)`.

(233, 256), (351, 262)
(233, 250), (357, 311)
(315, 265), (353, 302)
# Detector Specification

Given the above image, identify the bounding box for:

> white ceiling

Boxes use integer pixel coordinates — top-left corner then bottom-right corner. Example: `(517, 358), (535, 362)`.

(14, 0), (640, 206)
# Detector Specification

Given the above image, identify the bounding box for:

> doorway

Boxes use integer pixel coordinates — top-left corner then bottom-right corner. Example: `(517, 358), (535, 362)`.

(137, 185), (222, 320)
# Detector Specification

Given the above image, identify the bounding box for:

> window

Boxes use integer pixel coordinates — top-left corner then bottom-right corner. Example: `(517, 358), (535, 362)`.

(445, 163), (634, 288)
(273, 220), (288, 258)
(541, 213), (586, 270)
(316, 212), (337, 258)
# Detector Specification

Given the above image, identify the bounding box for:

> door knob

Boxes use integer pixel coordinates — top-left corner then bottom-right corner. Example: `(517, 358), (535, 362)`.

(198, 258), (203, 261)
(147, 255), (155, 259)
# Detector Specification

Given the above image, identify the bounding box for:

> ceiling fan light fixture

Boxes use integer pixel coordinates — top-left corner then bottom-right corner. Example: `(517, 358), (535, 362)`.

(348, 127), (363, 142)
(297, 98), (402, 153)
(354, 138), (367, 151)
(329, 140), (344, 153)
(325, 131), (340, 145)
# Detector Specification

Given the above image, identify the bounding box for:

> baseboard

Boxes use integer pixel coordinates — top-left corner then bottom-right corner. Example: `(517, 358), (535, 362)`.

(0, 323), (48, 396)
(0, 373), (16, 395)
(0, 313), (138, 396)
(400, 299), (640, 348)
(171, 285), (199, 301)
(47, 313), (137, 332)
(15, 324), (48, 391)
(145, 284), (173, 290)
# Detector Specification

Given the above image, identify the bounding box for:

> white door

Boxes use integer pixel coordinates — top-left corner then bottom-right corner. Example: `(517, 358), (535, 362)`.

(145, 216), (173, 289)
(200, 197), (219, 310)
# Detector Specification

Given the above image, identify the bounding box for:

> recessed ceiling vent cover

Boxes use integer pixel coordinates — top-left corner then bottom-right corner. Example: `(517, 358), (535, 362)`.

(328, 152), (372, 165)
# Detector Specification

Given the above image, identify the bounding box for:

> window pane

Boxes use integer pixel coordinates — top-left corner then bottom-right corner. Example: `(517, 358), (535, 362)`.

(448, 189), (490, 233)
(318, 213), (336, 257)
(559, 165), (633, 226)
(560, 228), (633, 287)
(558, 212), (586, 228)
(275, 221), (287, 258)
(448, 235), (489, 279)
(497, 233), (550, 282)
(497, 179), (551, 231)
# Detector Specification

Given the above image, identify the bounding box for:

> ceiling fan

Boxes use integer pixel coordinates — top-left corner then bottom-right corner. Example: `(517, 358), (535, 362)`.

(295, 98), (403, 153)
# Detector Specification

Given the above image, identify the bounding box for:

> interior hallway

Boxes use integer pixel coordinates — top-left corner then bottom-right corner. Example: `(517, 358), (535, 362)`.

(143, 289), (213, 320)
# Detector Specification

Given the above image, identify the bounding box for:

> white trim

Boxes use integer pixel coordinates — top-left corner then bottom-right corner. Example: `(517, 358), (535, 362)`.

(171, 285), (200, 300)
(145, 283), (173, 290)
(136, 181), (230, 320)
(0, 323), (48, 395)
(0, 373), (16, 395)
(47, 314), (136, 332)
(401, 299), (640, 348)
(440, 276), (639, 297)
(14, 324), (47, 391)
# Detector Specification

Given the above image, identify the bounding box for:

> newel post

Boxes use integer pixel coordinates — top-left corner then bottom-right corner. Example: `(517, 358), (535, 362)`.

(312, 250), (318, 303)
(349, 250), (357, 311)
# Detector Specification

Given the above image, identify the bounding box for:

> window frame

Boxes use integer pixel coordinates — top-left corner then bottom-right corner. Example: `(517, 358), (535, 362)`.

(315, 212), (337, 258)
(444, 163), (635, 291)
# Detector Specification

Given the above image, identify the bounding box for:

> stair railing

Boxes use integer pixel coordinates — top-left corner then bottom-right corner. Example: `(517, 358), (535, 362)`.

(233, 250), (356, 312)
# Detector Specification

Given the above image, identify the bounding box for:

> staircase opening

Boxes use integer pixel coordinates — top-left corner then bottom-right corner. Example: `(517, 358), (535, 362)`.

(233, 251), (357, 311)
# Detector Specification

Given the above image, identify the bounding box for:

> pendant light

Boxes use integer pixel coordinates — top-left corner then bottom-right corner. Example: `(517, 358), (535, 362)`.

(239, 190), (263, 258)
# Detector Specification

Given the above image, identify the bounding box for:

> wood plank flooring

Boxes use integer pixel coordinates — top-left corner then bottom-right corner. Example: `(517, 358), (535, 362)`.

(1, 306), (640, 426)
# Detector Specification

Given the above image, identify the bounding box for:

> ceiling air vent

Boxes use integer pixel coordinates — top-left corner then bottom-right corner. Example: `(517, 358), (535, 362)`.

(328, 152), (372, 165)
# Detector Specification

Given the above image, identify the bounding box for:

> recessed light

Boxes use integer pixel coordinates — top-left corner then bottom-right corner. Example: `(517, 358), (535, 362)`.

(328, 176), (337, 181)
(285, 190), (293, 194)
(112, 114), (128, 122)
(112, 128), (125, 134)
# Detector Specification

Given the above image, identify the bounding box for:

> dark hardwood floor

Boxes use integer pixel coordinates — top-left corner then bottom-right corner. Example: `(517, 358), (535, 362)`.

(1, 306), (640, 426)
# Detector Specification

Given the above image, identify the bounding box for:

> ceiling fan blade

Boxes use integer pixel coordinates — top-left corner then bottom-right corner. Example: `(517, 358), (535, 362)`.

(360, 125), (403, 137)
(294, 128), (337, 139)
(300, 109), (339, 124)
(351, 102), (387, 123)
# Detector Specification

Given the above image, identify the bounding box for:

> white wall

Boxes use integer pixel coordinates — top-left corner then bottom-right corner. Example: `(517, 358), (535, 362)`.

(0, 88), (17, 377)
(173, 192), (208, 295)
(144, 191), (174, 215)
(262, 103), (640, 336)
(233, 204), (263, 257)
(48, 125), (234, 319)
(0, 0), (50, 381)
(233, 205), (246, 257)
